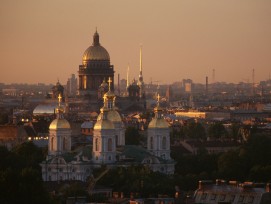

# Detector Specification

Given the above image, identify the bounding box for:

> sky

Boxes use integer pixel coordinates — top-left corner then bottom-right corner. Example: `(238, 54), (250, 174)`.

(0, 0), (271, 85)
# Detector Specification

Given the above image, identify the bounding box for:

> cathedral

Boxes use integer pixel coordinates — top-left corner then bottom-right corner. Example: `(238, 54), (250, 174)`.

(40, 31), (174, 182)
(41, 91), (174, 182)
(78, 30), (114, 99)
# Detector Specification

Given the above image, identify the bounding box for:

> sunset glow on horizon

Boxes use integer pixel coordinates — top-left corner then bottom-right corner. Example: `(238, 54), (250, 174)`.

(0, 0), (270, 85)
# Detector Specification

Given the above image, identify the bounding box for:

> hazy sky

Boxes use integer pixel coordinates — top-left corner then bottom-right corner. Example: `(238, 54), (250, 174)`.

(1, 0), (271, 85)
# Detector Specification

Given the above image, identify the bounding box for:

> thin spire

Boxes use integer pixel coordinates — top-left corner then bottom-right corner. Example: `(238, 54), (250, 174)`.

(140, 45), (142, 74)
(127, 64), (130, 87)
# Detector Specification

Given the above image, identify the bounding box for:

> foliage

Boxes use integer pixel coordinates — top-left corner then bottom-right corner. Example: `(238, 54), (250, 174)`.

(207, 122), (228, 139)
(184, 121), (206, 139)
(96, 165), (175, 198)
(0, 143), (52, 204)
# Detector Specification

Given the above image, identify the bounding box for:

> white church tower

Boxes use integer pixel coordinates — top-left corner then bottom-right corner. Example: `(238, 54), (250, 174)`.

(48, 94), (71, 157)
(147, 94), (171, 160)
(93, 82), (117, 164)
(97, 77), (125, 146)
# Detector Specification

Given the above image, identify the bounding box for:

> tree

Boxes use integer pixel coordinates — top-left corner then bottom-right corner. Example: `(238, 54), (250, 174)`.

(208, 122), (228, 139)
(184, 121), (206, 139)
(0, 143), (52, 204)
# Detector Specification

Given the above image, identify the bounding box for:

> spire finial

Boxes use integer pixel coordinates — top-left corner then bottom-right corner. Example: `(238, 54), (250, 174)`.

(108, 77), (112, 91)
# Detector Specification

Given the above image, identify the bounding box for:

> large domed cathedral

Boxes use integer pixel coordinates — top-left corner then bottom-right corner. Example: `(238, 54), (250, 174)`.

(78, 30), (114, 99)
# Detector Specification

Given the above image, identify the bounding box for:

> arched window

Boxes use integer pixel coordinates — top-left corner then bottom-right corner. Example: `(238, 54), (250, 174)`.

(150, 137), (153, 149)
(95, 138), (99, 151)
(63, 137), (66, 151)
(115, 135), (118, 146)
(162, 137), (166, 149)
(51, 137), (54, 151)
(108, 138), (112, 151)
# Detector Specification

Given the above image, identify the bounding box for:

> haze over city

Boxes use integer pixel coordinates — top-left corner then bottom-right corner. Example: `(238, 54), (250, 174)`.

(1, 0), (271, 84)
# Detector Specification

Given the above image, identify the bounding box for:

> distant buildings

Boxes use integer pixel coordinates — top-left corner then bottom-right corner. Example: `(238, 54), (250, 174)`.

(193, 180), (271, 204)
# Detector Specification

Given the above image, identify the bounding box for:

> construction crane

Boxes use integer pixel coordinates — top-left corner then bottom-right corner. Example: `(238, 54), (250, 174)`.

(87, 168), (109, 194)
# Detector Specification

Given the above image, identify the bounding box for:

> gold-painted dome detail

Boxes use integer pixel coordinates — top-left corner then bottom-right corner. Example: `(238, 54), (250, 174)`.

(97, 110), (122, 122)
(94, 119), (114, 130)
(82, 31), (110, 64)
(49, 118), (71, 130)
(82, 45), (110, 62)
(148, 118), (169, 129)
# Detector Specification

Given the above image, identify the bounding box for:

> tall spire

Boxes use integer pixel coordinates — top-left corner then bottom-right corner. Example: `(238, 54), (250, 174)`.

(140, 45), (142, 76)
(126, 64), (130, 88)
(139, 45), (143, 81)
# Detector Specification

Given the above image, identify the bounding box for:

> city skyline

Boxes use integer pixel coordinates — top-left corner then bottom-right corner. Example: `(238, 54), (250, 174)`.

(1, 0), (271, 85)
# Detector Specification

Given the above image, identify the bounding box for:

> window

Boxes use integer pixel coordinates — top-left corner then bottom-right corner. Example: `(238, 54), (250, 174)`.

(247, 196), (254, 203)
(150, 137), (153, 149)
(210, 194), (217, 201)
(162, 137), (166, 149)
(219, 194), (226, 201)
(51, 137), (54, 151)
(108, 138), (112, 151)
(201, 193), (207, 200)
(238, 195), (244, 203)
(95, 138), (99, 151)
(63, 137), (66, 150)
(230, 195), (235, 202)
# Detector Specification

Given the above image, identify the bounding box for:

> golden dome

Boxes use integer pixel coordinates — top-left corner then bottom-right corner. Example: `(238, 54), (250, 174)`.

(49, 118), (71, 130)
(82, 31), (110, 64)
(97, 110), (122, 123)
(82, 45), (110, 63)
(148, 118), (169, 129)
(94, 118), (114, 130)
(104, 90), (115, 99)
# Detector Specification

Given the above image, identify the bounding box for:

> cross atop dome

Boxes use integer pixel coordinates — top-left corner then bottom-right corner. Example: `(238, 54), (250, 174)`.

(58, 94), (62, 106)
(108, 77), (112, 91)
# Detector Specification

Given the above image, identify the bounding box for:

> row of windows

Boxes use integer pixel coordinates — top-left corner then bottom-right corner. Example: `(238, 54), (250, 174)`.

(201, 193), (255, 203)
(95, 138), (114, 151)
(149, 136), (167, 149)
(50, 137), (69, 151)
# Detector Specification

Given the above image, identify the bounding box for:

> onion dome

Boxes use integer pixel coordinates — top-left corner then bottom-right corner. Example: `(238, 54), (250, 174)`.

(49, 118), (71, 130)
(148, 94), (169, 129)
(49, 94), (70, 130)
(94, 107), (114, 130)
(97, 109), (122, 123)
(82, 31), (110, 64)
